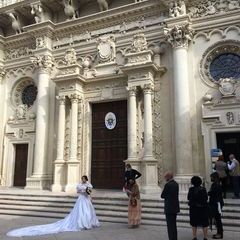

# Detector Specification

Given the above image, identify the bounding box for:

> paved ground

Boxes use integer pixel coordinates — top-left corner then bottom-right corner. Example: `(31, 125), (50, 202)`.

(0, 215), (238, 240)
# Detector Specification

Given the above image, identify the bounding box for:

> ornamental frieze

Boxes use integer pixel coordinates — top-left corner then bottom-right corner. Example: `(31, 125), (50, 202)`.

(4, 46), (35, 60)
(188, 0), (240, 18)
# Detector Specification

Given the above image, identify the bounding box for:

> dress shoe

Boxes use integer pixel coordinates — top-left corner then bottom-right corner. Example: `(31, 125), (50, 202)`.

(212, 234), (223, 239)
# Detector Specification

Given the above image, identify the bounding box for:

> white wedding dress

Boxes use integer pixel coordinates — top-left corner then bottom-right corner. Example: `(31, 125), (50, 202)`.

(7, 183), (100, 237)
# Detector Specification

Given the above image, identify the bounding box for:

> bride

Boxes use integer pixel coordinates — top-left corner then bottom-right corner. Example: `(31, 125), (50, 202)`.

(7, 175), (100, 237)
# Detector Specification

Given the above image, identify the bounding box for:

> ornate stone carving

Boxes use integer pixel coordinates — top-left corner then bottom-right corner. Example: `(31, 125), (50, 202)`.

(15, 104), (28, 120)
(69, 93), (81, 103)
(97, 0), (111, 11)
(36, 37), (47, 49)
(8, 12), (22, 34)
(56, 95), (66, 105)
(218, 78), (236, 96)
(188, 0), (240, 18)
(11, 78), (37, 108)
(164, 23), (194, 49)
(31, 3), (50, 23)
(143, 83), (154, 94)
(64, 48), (77, 65)
(4, 46), (34, 60)
(62, 0), (79, 20)
(0, 67), (6, 82)
(96, 35), (116, 63)
(31, 54), (54, 73)
(127, 86), (137, 96)
(200, 41), (240, 87)
(226, 112), (234, 124)
(131, 33), (148, 52)
(169, 0), (187, 18)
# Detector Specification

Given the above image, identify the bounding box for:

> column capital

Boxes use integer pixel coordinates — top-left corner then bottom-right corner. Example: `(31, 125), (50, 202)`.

(164, 23), (194, 49)
(56, 95), (66, 105)
(31, 53), (54, 74)
(143, 83), (154, 94)
(126, 86), (137, 96)
(69, 93), (81, 103)
(0, 67), (6, 83)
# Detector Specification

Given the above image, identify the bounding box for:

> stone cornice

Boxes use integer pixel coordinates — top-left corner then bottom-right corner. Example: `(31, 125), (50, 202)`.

(4, 32), (35, 49)
(23, 20), (55, 38)
(53, 0), (165, 38)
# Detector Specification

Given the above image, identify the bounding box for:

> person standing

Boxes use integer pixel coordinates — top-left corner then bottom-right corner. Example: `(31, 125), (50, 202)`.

(214, 155), (227, 198)
(124, 163), (141, 194)
(161, 171), (180, 240)
(187, 176), (209, 240)
(125, 178), (141, 228)
(208, 172), (224, 239)
(7, 175), (100, 237)
(227, 154), (240, 199)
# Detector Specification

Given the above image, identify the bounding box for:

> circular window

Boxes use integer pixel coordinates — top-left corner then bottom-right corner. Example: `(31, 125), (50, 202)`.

(200, 41), (240, 87)
(105, 112), (117, 130)
(209, 53), (240, 81)
(22, 85), (38, 107)
(11, 78), (37, 108)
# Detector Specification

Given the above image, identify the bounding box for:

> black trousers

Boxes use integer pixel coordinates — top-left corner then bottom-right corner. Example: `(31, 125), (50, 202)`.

(166, 214), (177, 240)
(214, 212), (223, 235)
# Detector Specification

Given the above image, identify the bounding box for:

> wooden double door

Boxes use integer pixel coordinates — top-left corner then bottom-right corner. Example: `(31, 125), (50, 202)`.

(91, 101), (127, 189)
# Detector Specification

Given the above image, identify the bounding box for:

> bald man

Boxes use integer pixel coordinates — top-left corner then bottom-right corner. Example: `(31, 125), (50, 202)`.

(161, 171), (180, 240)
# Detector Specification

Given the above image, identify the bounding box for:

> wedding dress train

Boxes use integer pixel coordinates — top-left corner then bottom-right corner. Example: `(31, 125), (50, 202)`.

(7, 183), (100, 237)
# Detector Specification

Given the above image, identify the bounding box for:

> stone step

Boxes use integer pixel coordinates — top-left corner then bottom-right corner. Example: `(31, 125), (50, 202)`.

(0, 191), (239, 232)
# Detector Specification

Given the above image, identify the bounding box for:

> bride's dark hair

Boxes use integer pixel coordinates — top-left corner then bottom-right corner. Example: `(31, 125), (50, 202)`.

(82, 175), (88, 181)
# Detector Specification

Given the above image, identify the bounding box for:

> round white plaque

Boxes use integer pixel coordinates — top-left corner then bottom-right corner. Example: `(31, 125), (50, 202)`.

(105, 112), (116, 130)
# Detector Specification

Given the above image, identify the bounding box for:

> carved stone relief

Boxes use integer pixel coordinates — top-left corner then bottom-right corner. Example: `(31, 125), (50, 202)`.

(96, 35), (116, 63)
(131, 33), (148, 53)
(226, 112), (234, 125)
(169, 0), (187, 18)
(7, 12), (22, 34)
(200, 41), (240, 87)
(188, 0), (240, 18)
(31, 54), (55, 73)
(4, 46), (34, 60)
(164, 23), (194, 49)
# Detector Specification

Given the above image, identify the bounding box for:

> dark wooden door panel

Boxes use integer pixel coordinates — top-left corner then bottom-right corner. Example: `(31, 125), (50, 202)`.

(14, 144), (28, 187)
(91, 101), (127, 189)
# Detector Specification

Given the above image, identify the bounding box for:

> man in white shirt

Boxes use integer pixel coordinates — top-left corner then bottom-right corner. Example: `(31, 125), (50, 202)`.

(228, 154), (240, 199)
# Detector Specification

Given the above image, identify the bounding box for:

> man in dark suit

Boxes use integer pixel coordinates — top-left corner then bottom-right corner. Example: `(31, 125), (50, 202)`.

(161, 171), (180, 240)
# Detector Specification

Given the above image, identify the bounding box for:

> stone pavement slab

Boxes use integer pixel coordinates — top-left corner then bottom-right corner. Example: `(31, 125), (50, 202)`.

(0, 215), (238, 240)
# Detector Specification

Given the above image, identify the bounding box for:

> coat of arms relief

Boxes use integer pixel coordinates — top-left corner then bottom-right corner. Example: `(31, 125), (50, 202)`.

(96, 35), (116, 64)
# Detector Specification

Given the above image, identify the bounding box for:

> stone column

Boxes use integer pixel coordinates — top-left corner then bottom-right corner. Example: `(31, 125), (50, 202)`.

(0, 67), (5, 185)
(65, 93), (80, 192)
(27, 53), (54, 189)
(141, 84), (159, 193)
(165, 23), (194, 192)
(52, 95), (66, 192)
(143, 84), (154, 159)
(127, 86), (137, 160)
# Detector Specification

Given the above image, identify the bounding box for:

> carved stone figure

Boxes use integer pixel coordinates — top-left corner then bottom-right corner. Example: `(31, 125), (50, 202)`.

(228, 0), (240, 10)
(164, 23), (194, 48)
(31, 4), (45, 23)
(15, 104), (28, 120)
(97, 0), (110, 11)
(204, 1), (217, 15)
(226, 112), (234, 124)
(64, 48), (77, 65)
(218, 78), (236, 96)
(62, 0), (78, 20)
(131, 33), (148, 52)
(169, 1), (186, 18)
(36, 37), (46, 49)
(96, 35), (116, 63)
(8, 12), (22, 34)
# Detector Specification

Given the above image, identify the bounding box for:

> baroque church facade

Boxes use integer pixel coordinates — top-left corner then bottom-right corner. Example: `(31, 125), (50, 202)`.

(0, 0), (239, 193)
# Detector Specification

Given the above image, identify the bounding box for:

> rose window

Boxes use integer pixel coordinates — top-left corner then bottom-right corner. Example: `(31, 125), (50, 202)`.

(21, 85), (38, 107)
